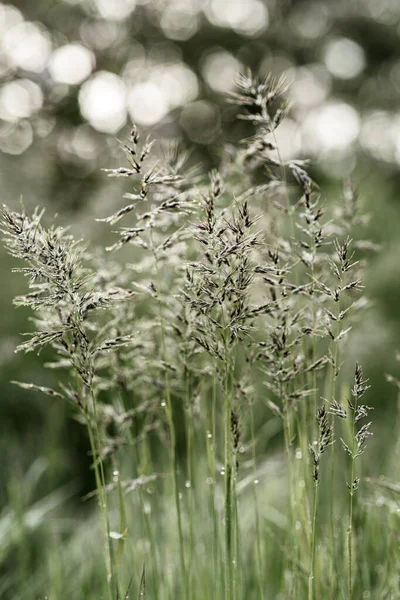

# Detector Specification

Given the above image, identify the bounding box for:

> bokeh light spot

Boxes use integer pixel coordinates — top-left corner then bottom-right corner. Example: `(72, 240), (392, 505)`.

(289, 66), (331, 107)
(0, 79), (43, 121)
(94, 0), (136, 21)
(160, 5), (199, 41)
(0, 3), (23, 33)
(272, 118), (302, 161)
(79, 72), (127, 133)
(128, 82), (168, 126)
(205, 0), (268, 37)
(324, 38), (366, 80)
(303, 102), (360, 153)
(3, 21), (51, 73)
(0, 120), (33, 155)
(58, 124), (99, 165)
(155, 63), (198, 109)
(49, 44), (95, 85)
(202, 50), (241, 93)
(80, 20), (120, 51)
(360, 111), (394, 162)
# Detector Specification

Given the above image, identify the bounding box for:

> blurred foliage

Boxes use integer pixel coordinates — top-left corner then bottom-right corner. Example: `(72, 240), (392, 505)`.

(1, 0), (400, 595)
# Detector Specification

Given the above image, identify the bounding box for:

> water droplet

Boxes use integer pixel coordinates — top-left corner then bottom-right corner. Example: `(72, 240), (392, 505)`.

(295, 449), (302, 460)
(185, 480), (191, 488)
(206, 477), (213, 485)
(254, 479), (259, 485)
(179, 492), (183, 500)
(161, 401), (166, 407)
(232, 559), (236, 565)
(296, 520), (302, 531)
(299, 479), (305, 488)
(220, 468), (225, 476)
(113, 470), (119, 477)
(207, 432), (212, 439)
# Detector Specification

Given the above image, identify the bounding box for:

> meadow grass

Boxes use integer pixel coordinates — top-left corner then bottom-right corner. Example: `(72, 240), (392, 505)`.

(0, 73), (397, 599)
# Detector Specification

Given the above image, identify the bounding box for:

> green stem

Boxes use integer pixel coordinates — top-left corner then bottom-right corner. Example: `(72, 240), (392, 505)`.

(308, 481), (319, 600)
(271, 126), (295, 242)
(295, 408), (311, 543)
(282, 397), (297, 598)
(233, 474), (239, 599)
(120, 384), (161, 600)
(328, 441), (336, 600)
(84, 406), (115, 600)
(224, 356), (233, 600)
(184, 370), (194, 599)
(329, 299), (341, 600)
(207, 373), (219, 600)
(348, 412), (356, 600)
(151, 230), (186, 598)
(250, 405), (264, 600)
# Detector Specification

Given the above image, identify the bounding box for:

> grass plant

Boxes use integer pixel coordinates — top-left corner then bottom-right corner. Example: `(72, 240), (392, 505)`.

(0, 72), (390, 599)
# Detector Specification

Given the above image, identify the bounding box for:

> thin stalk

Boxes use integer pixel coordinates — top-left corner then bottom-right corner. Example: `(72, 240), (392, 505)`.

(224, 353), (234, 600)
(328, 427), (336, 599)
(165, 367), (186, 599)
(308, 481), (319, 600)
(71, 316), (117, 599)
(120, 399), (161, 600)
(272, 123), (305, 599)
(233, 472), (240, 600)
(285, 378), (301, 600)
(310, 281), (318, 440)
(68, 313), (116, 600)
(184, 369), (194, 599)
(250, 405), (264, 600)
(90, 388), (116, 566)
(150, 230), (186, 599)
(328, 302), (341, 600)
(271, 119), (295, 243)
(84, 406), (115, 600)
(348, 410), (356, 599)
(282, 395), (297, 598)
(206, 373), (219, 600)
(119, 373), (161, 599)
(137, 474), (160, 599)
(232, 352), (240, 599)
(294, 411), (312, 598)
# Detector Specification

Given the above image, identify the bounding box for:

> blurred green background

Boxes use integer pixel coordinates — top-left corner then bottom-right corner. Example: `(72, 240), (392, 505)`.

(1, 0), (400, 594)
